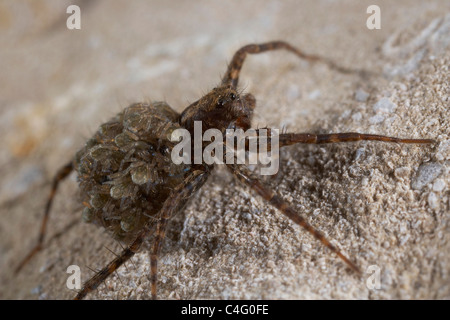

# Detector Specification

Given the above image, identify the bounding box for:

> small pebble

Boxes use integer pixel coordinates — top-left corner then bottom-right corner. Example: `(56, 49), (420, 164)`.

(355, 89), (369, 102)
(308, 89), (321, 100)
(411, 163), (443, 190)
(373, 97), (397, 113)
(427, 192), (439, 209)
(432, 179), (445, 192)
(394, 167), (411, 179)
(369, 114), (385, 124)
(352, 112), (362, 122)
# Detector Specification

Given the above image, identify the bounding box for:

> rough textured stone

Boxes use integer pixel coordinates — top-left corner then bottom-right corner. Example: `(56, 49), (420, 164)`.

(1, 0), (448, 300)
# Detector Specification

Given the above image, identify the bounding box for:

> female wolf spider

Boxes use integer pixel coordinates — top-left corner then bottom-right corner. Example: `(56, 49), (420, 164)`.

(16, 41), (434, 299)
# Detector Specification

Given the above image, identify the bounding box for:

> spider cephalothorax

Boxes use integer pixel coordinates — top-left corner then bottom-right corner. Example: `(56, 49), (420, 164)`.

(180, 85), (256, 135)
(16, 41), (434, 300)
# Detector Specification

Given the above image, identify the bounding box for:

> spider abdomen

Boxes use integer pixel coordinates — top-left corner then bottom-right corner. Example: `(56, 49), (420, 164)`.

(74, 102), (190, 243)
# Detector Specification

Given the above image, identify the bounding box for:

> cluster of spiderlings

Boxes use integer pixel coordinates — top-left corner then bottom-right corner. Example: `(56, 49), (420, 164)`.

(74, 102), (191, 243)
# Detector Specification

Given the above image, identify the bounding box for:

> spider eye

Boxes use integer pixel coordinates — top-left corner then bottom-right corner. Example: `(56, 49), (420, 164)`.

(159, 145), (170, 156)
(217, 98), (225, 107)
(230, 93), (236, 100)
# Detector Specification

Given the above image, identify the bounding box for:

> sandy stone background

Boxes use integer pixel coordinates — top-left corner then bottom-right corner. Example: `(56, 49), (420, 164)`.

(0, 0), (448, 300)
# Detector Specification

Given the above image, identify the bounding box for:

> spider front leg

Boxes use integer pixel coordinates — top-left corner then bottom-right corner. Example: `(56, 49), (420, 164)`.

(222, 40), (372, 88)
(149, 169), (210, 299)
(74, 169), (209, 300)
(246, 129), (435, 151)
(277, 132), (435, 146)
(15, 161), (74, 273)
(227, 163), (361, 274)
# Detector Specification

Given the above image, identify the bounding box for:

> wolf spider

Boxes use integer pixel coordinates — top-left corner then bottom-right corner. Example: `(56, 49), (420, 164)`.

(16, 41), (434, 299)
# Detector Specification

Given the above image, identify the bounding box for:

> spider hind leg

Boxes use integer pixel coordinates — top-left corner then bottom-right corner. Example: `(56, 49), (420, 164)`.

(227, 163), (361, 275)
(15, 161), (74, 274)
(74, 169), (209, 300)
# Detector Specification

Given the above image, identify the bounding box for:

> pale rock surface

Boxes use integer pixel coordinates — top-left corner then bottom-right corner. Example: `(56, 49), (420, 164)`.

(0, 0), (448, 300)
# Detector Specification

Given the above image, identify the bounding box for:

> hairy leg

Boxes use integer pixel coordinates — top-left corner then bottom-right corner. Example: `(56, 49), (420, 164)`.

(149, 216), (169, 299)
(244, 129), (435, 151)
(74, 169), (209, 300)
(149, 169), (210, 299)
(277, 132), (435, 146)
(15, 161), (74, 273)
(222, 41), (372, 88)
(227, 163), (360, 274)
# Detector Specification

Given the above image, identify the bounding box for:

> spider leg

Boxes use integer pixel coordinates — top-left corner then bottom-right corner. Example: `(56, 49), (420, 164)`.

(74, 237), (139, 300)
(149, 169), (209, 299)
(222, 41), (372, 88)
(15, 161), (74, 274)
(149, 214), (169, 299)
(246, 129), (435, 151)
(227, 163), (361, 274)
(277, 132), (436, 146)
(74, 169), (209, 300)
